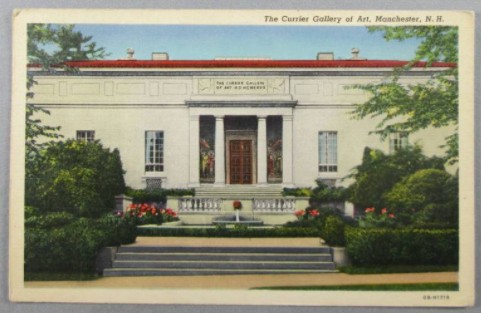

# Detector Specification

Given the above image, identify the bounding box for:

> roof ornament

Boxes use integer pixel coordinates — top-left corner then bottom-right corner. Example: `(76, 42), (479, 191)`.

(350, 48), (366, 60)
(125, 48), (135, 60)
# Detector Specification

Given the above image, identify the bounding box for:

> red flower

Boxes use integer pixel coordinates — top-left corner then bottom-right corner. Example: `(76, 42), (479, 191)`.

(381, 208), (388, 214)
(365, 207), (375, 213)
(294, 210), (305, 217)
(309, 209), (320, 217)
(388, 213), (395, 218)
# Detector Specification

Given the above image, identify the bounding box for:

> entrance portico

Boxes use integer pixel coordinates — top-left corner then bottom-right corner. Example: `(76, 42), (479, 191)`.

(187, 103), (295, 188)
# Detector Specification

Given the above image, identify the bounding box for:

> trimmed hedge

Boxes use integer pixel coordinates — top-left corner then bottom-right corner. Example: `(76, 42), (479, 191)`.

(125, 188), (195, 204)
(345, 227), (458, 266)
(137, 226), (319, 238)
(25, 214), (137, 273)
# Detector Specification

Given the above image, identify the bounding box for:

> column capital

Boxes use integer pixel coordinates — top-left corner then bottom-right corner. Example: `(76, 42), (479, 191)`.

(257, 115), (268, 120)
(214, 115), (225, 120)
(282, 115), (294, 122)
(189, 114), (200, 121)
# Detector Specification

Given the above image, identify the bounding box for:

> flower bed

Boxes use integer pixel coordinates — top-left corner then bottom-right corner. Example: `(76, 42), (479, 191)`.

(125, 203), (178, 225)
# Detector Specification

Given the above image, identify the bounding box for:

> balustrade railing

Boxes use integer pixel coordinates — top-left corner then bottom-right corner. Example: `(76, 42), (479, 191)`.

(178, 198), (223, 213)
(252, 198), (296, 213)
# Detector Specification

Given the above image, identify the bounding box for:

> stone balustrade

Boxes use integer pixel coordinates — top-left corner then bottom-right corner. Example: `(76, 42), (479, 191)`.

(252, 197), (297, 213)
(178, 197), (223, 213)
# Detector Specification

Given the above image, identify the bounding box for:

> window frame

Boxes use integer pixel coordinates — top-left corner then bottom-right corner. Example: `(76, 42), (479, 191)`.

(145, 130), (164, 173)
(76, 130), (95, 143)
(318, 131), (338, 173)
(389, 132), (409, 153)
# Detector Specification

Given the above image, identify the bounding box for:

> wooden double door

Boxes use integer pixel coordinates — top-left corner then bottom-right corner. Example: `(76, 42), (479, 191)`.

(229, 140), (253, 184)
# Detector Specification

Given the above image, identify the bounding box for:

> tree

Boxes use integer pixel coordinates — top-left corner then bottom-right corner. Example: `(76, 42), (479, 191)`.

(346, 145), (445, 211)
(26, 140), (126, 217)
(351, 26), (458, 163)
(26, 24), (108, 158)
(385, 169), (458, 226)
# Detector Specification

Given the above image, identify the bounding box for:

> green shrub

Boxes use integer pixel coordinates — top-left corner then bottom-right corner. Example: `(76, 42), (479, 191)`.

(385, 169), (458, 226)
(282, 188), (312, 197)
(345, 227), (458, 266)
(347, 146), (445, 210)
(137, 226), (319, 238)
(25, 218), (104, 273)
(25, 212), (76, 229)
(24, 206), (41, 219)
(321, 215), (346, 247)
(95, 214), (137, 246)
(125, 188), (195, 204)
(311, 180), (348, 203)
(25, 139), (126, 218)
(25, 213), (137, 273)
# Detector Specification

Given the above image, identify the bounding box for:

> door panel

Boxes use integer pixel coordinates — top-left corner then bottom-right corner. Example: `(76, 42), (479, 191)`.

(229, 140), (253, 184)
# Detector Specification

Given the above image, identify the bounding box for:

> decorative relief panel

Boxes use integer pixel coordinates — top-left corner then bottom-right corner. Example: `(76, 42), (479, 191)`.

(337, 84), (365, 95)
(323, 83), (333, 96)
(35, 84), (55, 95)
(59, 82), (68, 96)
(294, 84), (319, 95)
(116, 83), (146, 95)
(71, 83), (100, 95)
(163, 83), (187, 95)
(197, 78), (287, 95)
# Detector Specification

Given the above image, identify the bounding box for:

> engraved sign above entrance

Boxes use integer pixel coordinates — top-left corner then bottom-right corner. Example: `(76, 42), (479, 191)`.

(197, 78), (287, 95)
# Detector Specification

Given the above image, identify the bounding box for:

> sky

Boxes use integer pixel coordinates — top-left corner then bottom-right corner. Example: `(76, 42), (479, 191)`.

(73, 24), (422, 61)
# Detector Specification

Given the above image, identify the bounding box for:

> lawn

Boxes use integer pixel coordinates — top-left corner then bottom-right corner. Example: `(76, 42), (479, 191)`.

(252, 283), (459, 291)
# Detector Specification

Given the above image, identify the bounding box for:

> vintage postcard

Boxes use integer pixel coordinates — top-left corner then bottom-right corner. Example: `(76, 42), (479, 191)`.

(9, 9), (475, 306)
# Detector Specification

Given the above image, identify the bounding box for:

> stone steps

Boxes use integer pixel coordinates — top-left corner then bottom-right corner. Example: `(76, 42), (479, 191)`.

(195, 186), (284, 199)
(103, 245), (337, 277)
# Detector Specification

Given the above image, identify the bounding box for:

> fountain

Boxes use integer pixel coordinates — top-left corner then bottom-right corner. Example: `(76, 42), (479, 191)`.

(212, 214), (264, 227)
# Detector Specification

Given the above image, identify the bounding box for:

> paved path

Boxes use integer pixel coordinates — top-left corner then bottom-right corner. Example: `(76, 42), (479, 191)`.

(25, 272), (458, 289)
(25, 237), (457, 290)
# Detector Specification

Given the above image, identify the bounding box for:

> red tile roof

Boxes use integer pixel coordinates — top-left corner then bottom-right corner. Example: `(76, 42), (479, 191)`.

(29, 59), (455, 69)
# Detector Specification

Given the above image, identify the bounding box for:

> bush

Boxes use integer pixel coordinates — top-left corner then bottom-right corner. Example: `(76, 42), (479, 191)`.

(95, 214), (137, 246)
(321, 215), (346, 247)
(25, 139), (126, 218)
(137, 226), (319, 238)
(25, 218), (105, 273)
(385, 169), (458, 226)
(311, 180), (348, 203)
(25, 213), (137, 273)
(125, 188), (195, 204)
(345, 227), (458, 266)
(347, 146), (445, 210)
(25, 211), (76, 229)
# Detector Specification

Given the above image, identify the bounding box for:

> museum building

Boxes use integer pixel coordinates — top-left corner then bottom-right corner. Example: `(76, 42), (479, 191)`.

(28, 49), (454, 223)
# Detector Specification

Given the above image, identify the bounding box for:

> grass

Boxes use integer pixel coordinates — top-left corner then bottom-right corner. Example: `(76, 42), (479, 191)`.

(25, 272), (100, 281)
(252, 283), (459, 291)
(338, 265), (458, 275)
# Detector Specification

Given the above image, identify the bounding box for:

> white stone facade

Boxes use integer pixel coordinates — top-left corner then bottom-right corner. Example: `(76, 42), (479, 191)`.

(28, 61), (454, 191)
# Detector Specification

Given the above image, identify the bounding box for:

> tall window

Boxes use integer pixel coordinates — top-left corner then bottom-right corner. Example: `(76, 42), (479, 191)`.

(145, 131), (164, 172)
(318, 131), (337, 172)
(389, 132), (409, 153)
(76, 130), (95, 143)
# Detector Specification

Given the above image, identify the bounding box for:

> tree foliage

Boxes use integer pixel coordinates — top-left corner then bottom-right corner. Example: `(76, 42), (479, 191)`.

(26, 140), (126, 217)
(346, 145), (445, 211)
(351, 26), (458, 163)
(385, 169), (458, 226)
(26, 24), (107, 159)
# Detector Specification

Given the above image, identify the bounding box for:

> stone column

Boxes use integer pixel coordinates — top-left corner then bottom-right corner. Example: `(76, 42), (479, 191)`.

(257, 115), (268, 186)
(282, 115), (294, 187)
(188, 115), (200, 187)
(214, 115), (225, 186)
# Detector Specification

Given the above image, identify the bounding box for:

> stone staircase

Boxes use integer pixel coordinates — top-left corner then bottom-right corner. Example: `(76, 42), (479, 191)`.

(103, 245), (337, 277)
(195, 185), (284, 200)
